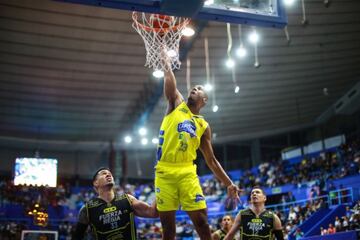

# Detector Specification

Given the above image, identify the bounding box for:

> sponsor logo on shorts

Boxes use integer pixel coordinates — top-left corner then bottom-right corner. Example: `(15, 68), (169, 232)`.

(156, 196), (164, 204)
(195, 194), (205, 202)
(156, 187), (160, 193)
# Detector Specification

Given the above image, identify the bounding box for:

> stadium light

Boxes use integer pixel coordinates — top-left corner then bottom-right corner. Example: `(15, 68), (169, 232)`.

(167, 49), (178, 58)
(234, 85), (240, 93)
(204, 83), (213, 91)
(152, 138), (159, 144)
(141, 138), (148, 145)
(152, 70), (164, 78)
(138, 127), (147, 136)
(226, 58), (235, 68)
(283, 0), (296, 6)
(204, 0), (214, 6)
(212, 105), (219, 112)
(248, 30), (259, 44)
(182, 27), (195, 37)
(124, 135), (132, 143)
(236, 46), (247, 58)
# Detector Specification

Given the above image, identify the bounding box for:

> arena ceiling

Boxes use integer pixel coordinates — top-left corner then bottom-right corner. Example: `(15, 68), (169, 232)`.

(0, 0), (359, 151)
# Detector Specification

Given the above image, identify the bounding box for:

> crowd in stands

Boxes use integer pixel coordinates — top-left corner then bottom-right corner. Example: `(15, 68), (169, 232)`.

(0, 138), (359, 239)
(320, 202), (360, 236)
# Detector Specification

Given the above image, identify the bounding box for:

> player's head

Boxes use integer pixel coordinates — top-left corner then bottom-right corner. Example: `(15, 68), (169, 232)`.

(187, 85), (208, 108)
(92, 167), (114, 191)
(220, 215), (233, 230)
(250, 186), (266, 205)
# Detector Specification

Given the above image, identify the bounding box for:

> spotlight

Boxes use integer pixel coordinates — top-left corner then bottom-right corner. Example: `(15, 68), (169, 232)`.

(204, 83), (213, 91)
(124, 136), (132, 143)
(141, 138), (148, 145)
(283, 0), (296, 6)
(204, 0), (214, 6)
(167, 49), (178, 58)
(182, 27), (195, 37)
(234, 85), (240, 93)
(226, 58), (235, 68)
(212, 105), (219, 112)
(152, 70), (164, 78)
(152, 138), (159, 144)
(236, 47), (247, 58)
(248, 31), (259, 44)
(138, 127), (147, 136)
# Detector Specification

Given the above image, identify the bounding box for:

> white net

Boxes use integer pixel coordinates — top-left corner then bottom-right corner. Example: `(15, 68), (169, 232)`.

(132, 12), (190, 72)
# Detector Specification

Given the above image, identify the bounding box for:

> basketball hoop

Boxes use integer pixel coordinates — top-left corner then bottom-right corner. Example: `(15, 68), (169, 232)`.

(132, 12), (190, 72)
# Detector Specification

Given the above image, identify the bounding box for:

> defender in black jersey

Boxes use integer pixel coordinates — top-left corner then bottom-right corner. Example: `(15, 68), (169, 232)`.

(72, 167), (159, 240)
(212, 215), (236, 240)
(224, 187), (284, 240)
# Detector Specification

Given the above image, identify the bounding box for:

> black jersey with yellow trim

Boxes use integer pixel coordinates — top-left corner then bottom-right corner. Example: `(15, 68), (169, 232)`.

(239, 208), (275, 240)
(86, 194), (136, 240)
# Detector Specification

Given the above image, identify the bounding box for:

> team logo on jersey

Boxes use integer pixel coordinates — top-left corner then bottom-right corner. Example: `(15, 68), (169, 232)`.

(195, 194), (205, 202)
(103, 206), (117, 213)
(177, 120), (196, 138)
(247, 218), (265, 234)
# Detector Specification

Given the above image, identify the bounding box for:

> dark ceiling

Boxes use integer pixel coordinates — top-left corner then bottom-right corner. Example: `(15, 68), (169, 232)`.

(0, 0), (359, 151)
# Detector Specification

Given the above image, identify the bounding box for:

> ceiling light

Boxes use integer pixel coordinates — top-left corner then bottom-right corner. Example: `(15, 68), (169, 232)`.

(226, 58), (235, 68)
(138, 127), (147, 136)
(248, 31), (259, 44)
(234, 85), (240, 93)
(204, 83), (213, 91)
(182, 27), (195, 37)
(152, 138), (159, 144)
(167, 49), (177, 58)
(124, 136), (132, 143)
(152, 70), (164, 78)
(236, 47), (247, 58)
(141, 138), (148, 145)
(283, 0), (296, 6)
(204, 0), (214, 6)
(212, 105), (219, 112)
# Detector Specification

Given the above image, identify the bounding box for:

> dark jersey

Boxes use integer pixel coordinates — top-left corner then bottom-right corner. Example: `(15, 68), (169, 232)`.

(86, 194), (136, 240)
(214, 229), (235, 240)
(239, 208), (275, 240)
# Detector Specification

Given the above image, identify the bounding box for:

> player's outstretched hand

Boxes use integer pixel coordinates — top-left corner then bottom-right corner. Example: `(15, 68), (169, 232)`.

(227, 183), (241, 201)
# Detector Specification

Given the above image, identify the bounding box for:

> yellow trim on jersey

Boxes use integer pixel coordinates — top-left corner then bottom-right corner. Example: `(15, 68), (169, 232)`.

(130, 212), (136, 240)
(157, 101), (208, 163)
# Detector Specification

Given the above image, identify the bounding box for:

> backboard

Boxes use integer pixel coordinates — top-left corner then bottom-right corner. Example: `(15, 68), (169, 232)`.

(57, 0), (287, 28)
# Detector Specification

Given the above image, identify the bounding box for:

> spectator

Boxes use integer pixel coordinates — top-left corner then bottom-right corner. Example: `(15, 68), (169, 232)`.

(327, 223), (336, 234)
(293, 228), (304, 240)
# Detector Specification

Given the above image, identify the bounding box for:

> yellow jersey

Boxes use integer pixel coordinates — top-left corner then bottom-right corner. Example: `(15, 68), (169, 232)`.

(156, 101), (208, 163)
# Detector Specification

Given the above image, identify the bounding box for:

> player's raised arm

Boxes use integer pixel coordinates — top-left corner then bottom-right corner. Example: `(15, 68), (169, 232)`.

(127, 194), (159, 218)
(200, 125), (240, 200)
(162, 50), (183, 114)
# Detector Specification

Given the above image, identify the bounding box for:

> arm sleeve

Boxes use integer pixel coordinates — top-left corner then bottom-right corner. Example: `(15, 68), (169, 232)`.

(71, 205), (89, 240)
(273, 229), (284, 240)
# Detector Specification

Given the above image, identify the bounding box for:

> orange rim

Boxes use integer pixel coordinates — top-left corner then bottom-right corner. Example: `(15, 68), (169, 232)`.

(132, 12), (190, 34)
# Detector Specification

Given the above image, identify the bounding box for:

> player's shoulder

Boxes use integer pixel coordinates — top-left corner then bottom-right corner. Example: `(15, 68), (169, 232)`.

(86, 197), (103, 208)
(239, 208), (253, 215)
(263, 209), (276, 217)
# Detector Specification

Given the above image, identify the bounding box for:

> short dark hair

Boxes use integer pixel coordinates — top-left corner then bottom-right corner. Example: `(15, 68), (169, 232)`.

(251, 186), (266, 196)
(92, 167), (110, 182)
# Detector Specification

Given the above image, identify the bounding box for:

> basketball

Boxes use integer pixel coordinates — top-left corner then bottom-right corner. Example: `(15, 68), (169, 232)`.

(149, 14), (174, 30)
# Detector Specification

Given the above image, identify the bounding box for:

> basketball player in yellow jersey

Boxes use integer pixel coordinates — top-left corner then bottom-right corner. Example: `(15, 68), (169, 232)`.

(155, 54), (240, 240)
